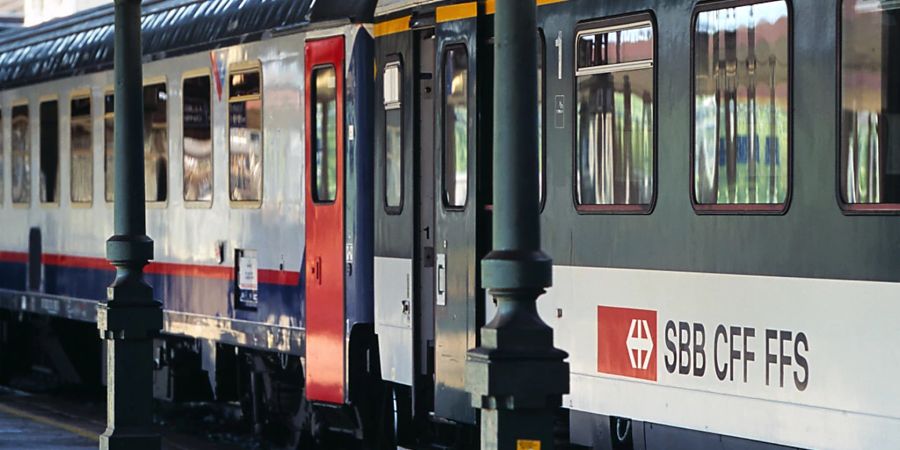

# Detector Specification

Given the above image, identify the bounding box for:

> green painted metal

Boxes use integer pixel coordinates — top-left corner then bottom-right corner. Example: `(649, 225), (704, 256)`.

(97, 1), (163, 449)
(466, 0), (568, 448)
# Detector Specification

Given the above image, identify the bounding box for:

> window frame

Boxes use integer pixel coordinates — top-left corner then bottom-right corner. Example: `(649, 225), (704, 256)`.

(383, 56), (404, 215)
(227, 61), (264, 209)
(11, 100), (30, 208)
(69, 89), (93, 208)
(143, 77), (170, 208)
(689, 0), (794, 215)
(835, 0), (900, 214)
(38, 95), (61, 208)
(181, 69), (214, 209)
(441, 42), (470, 211)
(572, 12), (659, 215)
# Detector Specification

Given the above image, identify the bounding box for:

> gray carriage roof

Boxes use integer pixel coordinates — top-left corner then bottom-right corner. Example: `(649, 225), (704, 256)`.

(0, 0), (377, 90)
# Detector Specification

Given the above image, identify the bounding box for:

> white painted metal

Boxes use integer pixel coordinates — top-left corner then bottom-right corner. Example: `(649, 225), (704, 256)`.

(544, 265), (900, 450)
(374, 256), (413, 386)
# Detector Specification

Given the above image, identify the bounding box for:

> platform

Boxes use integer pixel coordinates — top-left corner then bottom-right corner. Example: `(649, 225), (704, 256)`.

(0, 401), (96, 449)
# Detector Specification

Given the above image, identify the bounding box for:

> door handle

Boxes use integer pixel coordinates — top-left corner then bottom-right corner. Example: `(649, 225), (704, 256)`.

(436, 253), (446, 306)
(313, 257), (322, 285)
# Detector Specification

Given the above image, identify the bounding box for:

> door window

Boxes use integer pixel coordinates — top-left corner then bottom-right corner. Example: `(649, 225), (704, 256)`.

(384, 61), (403, 211)
(312, 66), (338, 203)
(442, 46), (468, 208)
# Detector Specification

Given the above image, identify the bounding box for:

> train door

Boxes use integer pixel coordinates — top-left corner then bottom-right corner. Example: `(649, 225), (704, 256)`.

(433, 26), (481, 424)
(305, 35), (345, 404)
(413, 28), (437, 418)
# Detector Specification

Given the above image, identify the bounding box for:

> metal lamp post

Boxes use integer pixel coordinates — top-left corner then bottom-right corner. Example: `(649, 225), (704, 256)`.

(98, 0), (163, 448)
(466, 0), (569, 449)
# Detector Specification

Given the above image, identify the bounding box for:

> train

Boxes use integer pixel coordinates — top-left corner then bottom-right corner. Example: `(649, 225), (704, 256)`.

(0, 0), (898, 449)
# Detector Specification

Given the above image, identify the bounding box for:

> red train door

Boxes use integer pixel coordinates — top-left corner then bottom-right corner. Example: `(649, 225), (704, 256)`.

(305, 35), (345, 404)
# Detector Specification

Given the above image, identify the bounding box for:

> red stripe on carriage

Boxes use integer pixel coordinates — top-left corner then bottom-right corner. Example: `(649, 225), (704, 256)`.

(0, 251), (299, 286)
(0, 251), (28, 263)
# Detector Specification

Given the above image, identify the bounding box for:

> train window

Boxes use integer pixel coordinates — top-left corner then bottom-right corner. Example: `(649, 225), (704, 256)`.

(538, 30), (546, 208)
(443, 45), (468, 208)
(11, 104), (29, 205)
(70, 96), (92, 204)
(228, 68), (263, 204)
(144, 83), (168, 203)
(183, 75), (213, 204)
(312, 66), (338, 203)
(575, 19), (655, 211)
(0, 111), (4, 206)
(384, 61), (403, 211)
(840, 0), (900, 209)
(692, 1), (790, 211)
(104, 93), (114, 202)
(39, 100), (59, 204)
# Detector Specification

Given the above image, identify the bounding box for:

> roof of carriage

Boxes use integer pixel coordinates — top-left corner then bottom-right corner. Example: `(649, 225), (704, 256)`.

(0, 0), (377, 90)
(374, 0), (445, 17)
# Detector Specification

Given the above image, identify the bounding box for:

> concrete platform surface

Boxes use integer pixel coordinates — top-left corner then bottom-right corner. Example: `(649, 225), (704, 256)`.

(0, 402), (95, 449)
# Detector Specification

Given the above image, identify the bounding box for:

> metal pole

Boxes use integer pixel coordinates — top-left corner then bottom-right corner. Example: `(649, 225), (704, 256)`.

(98, 1), (162, 449)
(466, 0), (568, 449)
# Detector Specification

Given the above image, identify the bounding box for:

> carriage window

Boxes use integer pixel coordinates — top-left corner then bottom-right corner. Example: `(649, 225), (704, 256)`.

(576, 21), (655, 210)
(384, 62), (403, 211)
(104, 93), (114, 202)
(144, 83), (168, 203)
(840, 0), (900, 207)
(183, 75), (213, 203)
(312, 66), (338, 203)
(693, 1), (790, 208)
(71, 97), (92, 204)
(11, 105), (30, 205)
(40, 100), (59, 204)
(229, 68), (263, 203)
(443, 46), (468, 208)
(538, 31), (546, 207)
(0, 111), (4, 205)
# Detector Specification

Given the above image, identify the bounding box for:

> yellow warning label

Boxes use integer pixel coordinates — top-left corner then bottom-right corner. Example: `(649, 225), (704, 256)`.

(517, 439), (541, 450)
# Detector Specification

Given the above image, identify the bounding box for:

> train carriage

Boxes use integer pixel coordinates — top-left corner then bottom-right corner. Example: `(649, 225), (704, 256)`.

(0, 0), (385, 446)
(371, 1), (900, 449)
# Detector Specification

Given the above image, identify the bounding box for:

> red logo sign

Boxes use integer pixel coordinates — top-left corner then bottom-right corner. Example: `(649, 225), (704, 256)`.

(597, 306), (658, 381)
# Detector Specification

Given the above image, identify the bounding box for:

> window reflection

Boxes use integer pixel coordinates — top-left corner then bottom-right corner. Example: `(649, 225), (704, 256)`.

(443, 46), (468, 208)
(841, 0), (900, 204)
(312, 66), (338, 203)
(693, 1), (790, 206)
(71, 97), (92, 204)
(144, 83), (168, 203)
(11, 105), (30, 205)
(229, 68), (263, 203)
(538, 31), (545, 206)
(576, 21), (655, 207)
(183, 76), (213, 203)
(104, 93), (114, 202)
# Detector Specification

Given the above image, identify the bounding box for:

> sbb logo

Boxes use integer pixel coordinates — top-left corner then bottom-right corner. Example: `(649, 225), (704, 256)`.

(597, 306), (658, 382)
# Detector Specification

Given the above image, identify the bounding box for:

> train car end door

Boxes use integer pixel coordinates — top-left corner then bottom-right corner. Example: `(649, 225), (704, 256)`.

(305, 35), (346, 405)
